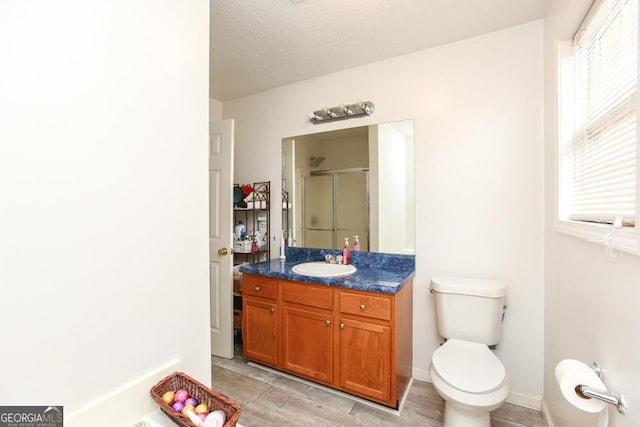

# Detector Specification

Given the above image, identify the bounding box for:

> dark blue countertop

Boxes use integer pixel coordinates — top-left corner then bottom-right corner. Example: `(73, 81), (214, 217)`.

(239, 247), (415, 295)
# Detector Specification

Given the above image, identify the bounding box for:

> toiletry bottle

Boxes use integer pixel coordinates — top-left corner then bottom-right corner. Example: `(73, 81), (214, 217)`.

(235, 220), (246, 241)
(343, 237), (350, 265)
(353, 236), (360, 252)
(279, 230), (286, 259)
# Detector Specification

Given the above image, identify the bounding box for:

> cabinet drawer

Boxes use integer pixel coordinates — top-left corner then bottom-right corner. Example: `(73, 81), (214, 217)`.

(282, 282), (333, 310)
(340, 291), (391, 321)
(243, 275), (277, 300)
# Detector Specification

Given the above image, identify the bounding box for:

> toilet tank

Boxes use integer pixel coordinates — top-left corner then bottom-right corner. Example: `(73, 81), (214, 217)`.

(430, 276), (506, 346)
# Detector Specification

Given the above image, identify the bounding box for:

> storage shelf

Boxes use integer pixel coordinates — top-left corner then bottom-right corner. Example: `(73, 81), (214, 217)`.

(233, 181), (271, 265)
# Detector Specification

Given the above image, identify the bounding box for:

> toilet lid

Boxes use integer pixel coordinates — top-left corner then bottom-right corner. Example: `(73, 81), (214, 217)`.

(432, 339), (506, 394)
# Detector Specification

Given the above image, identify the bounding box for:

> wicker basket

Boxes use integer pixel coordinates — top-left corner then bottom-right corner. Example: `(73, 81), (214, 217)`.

(150, 372), (241, 427)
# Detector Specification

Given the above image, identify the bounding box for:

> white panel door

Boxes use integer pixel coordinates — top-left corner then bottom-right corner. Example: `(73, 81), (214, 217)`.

(210, 119), (234, 358)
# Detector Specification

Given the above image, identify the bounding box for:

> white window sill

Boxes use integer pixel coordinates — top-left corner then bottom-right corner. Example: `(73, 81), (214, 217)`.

(556, 219), (640, 256)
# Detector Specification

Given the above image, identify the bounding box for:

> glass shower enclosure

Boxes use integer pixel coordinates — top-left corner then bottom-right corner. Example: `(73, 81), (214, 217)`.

(302, 169), (369, 251)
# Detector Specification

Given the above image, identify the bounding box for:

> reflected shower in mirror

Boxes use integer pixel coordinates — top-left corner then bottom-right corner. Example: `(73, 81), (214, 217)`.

(282, 119), (414, 254)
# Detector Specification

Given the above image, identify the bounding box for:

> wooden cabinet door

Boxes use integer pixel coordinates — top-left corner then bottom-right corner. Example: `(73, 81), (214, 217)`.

(243, 297), (278, 367)
(282, 305), (333, 384)
(338, 317), (391, 404)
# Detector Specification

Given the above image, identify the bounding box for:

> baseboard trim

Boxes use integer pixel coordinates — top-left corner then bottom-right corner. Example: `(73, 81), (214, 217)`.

(412, 366), (430, 382)
(398, 377), (414, 414)
(540, 398), (555, 427)
(505, 390), (542, 411)
(66, 358), (182, 427)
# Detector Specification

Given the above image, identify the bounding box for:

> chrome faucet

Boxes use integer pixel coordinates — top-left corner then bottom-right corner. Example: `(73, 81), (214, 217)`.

(324, 254), (343, 264)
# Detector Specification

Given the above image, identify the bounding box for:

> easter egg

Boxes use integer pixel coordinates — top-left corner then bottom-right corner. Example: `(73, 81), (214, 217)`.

(162, 391), (175, 405)
(181, 404), (195, 416)
(195, 403), (209, 414)
(174, 389), (189, 403)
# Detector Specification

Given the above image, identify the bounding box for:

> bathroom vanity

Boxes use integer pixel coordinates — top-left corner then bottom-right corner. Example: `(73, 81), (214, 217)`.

(240, 248), (414, 408)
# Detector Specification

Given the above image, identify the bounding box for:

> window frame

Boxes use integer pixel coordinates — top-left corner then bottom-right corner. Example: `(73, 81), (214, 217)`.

(556, 0), (640, 255)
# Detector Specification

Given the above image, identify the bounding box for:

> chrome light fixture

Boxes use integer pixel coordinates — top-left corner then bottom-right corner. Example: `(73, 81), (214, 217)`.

(308, 101), (375, 124)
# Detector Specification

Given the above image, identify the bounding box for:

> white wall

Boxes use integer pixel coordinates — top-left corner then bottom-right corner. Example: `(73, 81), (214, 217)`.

(377, 123), (411, 254)
(224, 21), (545, 406)
(0, 2), (211, 425)
(211, 98), (223, 121)
(544, 1), (640, 426)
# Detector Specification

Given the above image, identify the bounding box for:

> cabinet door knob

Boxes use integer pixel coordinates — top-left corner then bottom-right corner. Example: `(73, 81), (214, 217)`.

(325, 320), (331, 326)
(270, 307), (275, 314)
(339, 323), (345, 329)
(255, 286), (261, 292)
(359, 303), (366, 311)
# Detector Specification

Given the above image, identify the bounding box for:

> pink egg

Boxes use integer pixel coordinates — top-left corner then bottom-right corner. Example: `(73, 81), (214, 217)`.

(174, 389), (189, 403)
(198, 413), (207, 421)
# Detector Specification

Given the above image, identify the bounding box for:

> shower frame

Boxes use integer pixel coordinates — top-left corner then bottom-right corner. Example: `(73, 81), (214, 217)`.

(301, 168), (370, 251)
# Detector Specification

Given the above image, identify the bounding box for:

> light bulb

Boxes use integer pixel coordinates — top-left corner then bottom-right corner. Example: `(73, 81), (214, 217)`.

(340, 104), (353, 115)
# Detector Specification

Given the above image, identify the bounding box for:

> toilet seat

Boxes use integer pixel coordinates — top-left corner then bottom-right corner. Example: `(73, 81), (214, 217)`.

(431, 339), (506, 394)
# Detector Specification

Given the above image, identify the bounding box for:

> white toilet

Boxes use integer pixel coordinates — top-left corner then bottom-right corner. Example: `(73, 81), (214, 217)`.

(429, 276), (509, 427)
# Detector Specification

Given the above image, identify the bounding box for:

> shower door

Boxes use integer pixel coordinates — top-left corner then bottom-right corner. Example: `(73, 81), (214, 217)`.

(302, 170), (368, 251)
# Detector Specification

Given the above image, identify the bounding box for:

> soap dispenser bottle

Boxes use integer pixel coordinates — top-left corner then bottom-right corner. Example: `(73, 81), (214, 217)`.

(353, 236), (361, 252)
(342, 237), (351, 265)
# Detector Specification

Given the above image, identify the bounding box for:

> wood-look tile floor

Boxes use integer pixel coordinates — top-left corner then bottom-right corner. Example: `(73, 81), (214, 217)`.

(211, 344), (547, 427)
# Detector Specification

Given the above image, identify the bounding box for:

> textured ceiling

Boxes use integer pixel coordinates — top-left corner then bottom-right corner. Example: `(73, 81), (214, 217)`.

(210, 0), (551, 101)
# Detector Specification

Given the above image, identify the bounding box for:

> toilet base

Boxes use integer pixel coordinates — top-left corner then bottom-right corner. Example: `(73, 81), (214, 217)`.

(443, 401), (491, 427)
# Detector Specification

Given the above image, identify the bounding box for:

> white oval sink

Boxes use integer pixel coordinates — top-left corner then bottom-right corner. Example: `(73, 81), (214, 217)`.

(291, 262), (357, 278)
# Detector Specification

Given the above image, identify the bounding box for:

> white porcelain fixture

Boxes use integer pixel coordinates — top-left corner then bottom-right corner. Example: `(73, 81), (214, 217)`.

(291, 262), (356, 278)
(429, 276), (508, 427)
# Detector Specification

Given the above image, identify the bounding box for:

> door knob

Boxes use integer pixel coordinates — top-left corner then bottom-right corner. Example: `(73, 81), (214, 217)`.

(218, 247), (229, 256)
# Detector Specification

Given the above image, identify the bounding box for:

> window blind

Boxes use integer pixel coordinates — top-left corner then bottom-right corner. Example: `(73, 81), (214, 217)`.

(569, 0), (638, 226)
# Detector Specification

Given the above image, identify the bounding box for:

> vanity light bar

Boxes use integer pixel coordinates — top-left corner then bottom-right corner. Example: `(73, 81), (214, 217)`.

(308, 101), (375, 124)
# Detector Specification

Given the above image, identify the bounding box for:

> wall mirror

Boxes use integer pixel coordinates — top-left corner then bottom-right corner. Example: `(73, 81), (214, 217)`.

(282, 119), (414, 254)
